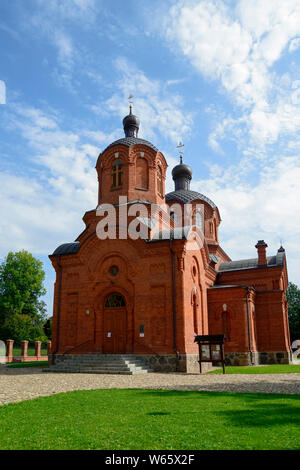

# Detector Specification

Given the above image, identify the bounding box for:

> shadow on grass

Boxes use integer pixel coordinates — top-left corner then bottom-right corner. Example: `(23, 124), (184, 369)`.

(215, 404), (300, 429)
(136, 388), (300, 400)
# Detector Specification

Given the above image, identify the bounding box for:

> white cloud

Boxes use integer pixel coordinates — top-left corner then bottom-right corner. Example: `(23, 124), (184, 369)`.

(0, 80), (6, 104)
(164, 0), (300, 152)
(289, 37), (300, 52)
(191, 154), (300, 284)
(100, 57), (193, 145)
(0, 104), (104, 256)
(53, 30), (74, 69)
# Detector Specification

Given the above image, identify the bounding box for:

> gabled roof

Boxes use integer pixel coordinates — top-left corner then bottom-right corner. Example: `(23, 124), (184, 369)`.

(165, 189), (216, 210)
(218, 251), (285, 273)
(101, 136), (158, 154)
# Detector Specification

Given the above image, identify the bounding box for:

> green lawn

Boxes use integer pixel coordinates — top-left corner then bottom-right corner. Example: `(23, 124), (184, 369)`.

(210, 364), (300, 374)
(6, 361), (48, 368)
(0, 389), (299, 450)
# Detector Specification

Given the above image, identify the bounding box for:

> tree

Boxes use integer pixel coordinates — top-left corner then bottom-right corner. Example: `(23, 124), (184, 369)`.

(1, 313), (47, 343)
(286, 282), (300, 342)
(0, 250), (47, 340)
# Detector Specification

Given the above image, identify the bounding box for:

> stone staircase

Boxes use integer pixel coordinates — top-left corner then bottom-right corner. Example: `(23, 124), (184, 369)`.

(44, 354), (153, 374)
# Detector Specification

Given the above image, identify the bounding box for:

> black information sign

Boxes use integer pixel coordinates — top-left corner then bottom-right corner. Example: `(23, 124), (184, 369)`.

(194, 334), (226, 374)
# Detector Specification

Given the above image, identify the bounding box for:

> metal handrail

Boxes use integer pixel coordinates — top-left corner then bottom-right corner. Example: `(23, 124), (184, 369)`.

(134, 338), (160, 357)
(62, 339), (93, 355)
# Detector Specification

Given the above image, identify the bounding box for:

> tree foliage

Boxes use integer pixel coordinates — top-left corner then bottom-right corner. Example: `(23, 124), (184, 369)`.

(286, 282), (300, 342)
(0, 250), (47, 341)
(1, 313), (47, 343)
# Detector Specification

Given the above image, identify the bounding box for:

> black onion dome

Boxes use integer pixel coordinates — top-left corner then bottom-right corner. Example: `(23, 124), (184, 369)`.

(166, 189), (216, 210)
(123, 113), (140, 129)
(172, 163), (193, 180)
(99, 106), (160, 154)
(171, 160), (193, 191)
(123, 107), (140, 137)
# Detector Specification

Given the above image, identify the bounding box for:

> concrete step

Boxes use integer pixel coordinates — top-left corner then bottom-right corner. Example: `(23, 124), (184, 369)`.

(46, 354), (153, 374)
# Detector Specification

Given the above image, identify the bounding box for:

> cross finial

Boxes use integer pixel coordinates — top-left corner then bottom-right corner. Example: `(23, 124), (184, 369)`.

(177, 141), (184, 163)
(128, 94), (134, 114)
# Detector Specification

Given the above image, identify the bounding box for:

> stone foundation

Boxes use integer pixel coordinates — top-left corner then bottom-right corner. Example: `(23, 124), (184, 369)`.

(257, 351), (292, 365)
(143, 354), (212, 373)
(225, 351), (292, 366)
(50, 353), (213, 374)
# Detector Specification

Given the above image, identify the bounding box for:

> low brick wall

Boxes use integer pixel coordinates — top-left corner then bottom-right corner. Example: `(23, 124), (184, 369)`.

(12, 356), (48, 363)
(4, 339), (51, 363)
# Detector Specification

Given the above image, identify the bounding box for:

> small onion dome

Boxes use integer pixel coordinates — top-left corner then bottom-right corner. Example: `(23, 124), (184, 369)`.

(172, 163), (193, 180)
(278, 245), (285, 253)
(123, 107), (140, 138)
(172, 162), (193, 191)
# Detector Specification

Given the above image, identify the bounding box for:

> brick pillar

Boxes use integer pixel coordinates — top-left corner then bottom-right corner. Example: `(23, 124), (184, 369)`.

(255, 240), (268, 266)
(6, 339), (14, 363)
(21, 340), (28, 360)
(35, 341), (41, 358)
(47, 341), (52, 355)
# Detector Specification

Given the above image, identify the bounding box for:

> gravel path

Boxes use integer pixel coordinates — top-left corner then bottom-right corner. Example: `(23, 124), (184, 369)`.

(0, 367), (299, 405)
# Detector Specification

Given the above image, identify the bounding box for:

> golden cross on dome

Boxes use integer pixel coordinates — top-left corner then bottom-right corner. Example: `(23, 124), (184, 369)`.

(128, 94), (134, 113)
(177, 141), (184, 163)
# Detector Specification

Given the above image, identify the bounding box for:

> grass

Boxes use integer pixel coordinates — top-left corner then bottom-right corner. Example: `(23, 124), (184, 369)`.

(210, 364), (300, 374)
(0, 389), (299, 450)
(6, 361), (48, 368)
(12, 347), (48, 356)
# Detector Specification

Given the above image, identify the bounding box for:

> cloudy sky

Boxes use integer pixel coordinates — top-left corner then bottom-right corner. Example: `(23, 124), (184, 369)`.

(1, 0), (300, 315)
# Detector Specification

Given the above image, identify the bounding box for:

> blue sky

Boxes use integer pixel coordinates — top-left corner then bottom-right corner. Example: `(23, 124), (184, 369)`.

(1, 0), (300, 316)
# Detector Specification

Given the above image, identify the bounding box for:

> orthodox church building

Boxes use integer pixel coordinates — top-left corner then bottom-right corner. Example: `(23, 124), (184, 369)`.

(49, 108), (291, 372)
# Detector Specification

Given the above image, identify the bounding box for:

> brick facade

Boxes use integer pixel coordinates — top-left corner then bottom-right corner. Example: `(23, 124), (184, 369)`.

(49, 111), (292, 371)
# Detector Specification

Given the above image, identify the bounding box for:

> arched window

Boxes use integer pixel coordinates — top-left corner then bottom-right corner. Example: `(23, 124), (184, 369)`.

(193, 294), (198, 335)
(194, 210), (203, 232)
(111, 160), (123, 189)
(136, 157), (148, 189)
(222, 311), (230, 341)
(105, 293), (126, 308)
(170, 211), (178, 225)
(157, 166), (163, 198)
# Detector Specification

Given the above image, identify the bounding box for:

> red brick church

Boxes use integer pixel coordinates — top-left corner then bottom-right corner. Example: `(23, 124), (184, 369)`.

(49, 107), (292, 372)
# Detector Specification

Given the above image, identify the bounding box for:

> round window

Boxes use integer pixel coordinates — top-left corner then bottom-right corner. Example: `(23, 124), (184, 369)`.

(109, 265), (119, 277)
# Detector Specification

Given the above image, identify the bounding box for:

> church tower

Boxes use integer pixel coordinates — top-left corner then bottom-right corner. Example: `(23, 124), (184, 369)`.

(95, 106), (167, 206)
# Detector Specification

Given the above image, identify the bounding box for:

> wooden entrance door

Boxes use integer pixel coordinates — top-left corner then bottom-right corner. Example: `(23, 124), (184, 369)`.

(103, 294), (126, 354)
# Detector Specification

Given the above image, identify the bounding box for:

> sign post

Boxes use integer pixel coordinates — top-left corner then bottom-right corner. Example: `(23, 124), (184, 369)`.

(194, 334), (226, 374)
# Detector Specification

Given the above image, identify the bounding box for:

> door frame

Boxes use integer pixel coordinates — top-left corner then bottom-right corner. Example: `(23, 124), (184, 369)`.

(103, 302), (127, 354)
(93, 285), (134, 354)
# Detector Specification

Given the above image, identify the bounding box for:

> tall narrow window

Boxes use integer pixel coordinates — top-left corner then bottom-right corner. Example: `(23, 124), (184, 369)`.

(157, 166), (163, 197)
(193, 294), (198, 335)
(222, 311), (230, 341)
(111, 160), (123, 189)
(194, 210), (203, 232)
(136, 157), (148, 189)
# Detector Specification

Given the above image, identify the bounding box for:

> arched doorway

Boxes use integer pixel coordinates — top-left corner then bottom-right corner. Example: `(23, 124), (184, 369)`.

(103, 293), (127, 353)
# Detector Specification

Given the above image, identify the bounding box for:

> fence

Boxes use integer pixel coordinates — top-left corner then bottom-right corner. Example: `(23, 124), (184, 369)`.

(4, 339), (51, 363)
